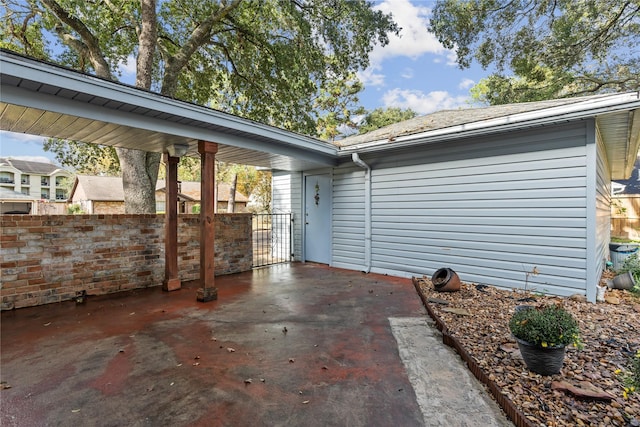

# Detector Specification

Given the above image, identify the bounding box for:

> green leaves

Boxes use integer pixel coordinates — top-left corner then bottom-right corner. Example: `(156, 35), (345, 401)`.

(431, 0), (640, 103)
(358, 107), (417, 134)
(509, 304), (582, 348)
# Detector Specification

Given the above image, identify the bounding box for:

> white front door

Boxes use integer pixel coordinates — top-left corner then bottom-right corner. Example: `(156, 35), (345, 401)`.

(304, 174), (331, 264)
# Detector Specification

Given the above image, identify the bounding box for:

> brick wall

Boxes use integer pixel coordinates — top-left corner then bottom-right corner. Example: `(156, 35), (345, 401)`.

(0, 213), (252, 310)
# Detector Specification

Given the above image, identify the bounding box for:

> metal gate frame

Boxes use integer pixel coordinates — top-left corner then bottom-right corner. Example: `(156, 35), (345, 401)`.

(252, 213), (293, 268)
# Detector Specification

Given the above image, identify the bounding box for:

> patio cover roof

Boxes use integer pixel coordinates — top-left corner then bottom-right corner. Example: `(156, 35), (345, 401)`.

(0, 50), (337, 172)
(1, 50), (639, 179)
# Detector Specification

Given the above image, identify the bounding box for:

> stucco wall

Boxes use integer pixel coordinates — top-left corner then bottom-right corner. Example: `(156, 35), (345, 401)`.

(0, 213), (252, 310)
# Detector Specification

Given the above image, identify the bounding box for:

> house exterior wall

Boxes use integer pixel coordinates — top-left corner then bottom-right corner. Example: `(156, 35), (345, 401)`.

(594, 123), (613, 290)
(0, 164), (71, 202)
(272, 171), (302, 260)
(364, 121), (592, 298)
(331, 165), (366, 270)
(0, 213), (252, 310)
(273, 120), (608, 300)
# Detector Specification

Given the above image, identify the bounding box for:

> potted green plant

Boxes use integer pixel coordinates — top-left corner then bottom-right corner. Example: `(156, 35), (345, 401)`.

(509, 304), (582, 375)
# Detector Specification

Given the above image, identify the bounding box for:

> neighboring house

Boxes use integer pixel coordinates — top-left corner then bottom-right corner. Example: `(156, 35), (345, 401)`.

(155, 180), (249, 213)
(70, 176), (248, 214)
(69, 175), (125, 214)
(0, 186), (38, 214)
(0, 157), (72, 203)
(272, 93), (640, 303)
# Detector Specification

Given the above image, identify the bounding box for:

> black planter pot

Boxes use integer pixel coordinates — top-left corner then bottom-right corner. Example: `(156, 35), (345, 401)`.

(515, 338), (566, 376)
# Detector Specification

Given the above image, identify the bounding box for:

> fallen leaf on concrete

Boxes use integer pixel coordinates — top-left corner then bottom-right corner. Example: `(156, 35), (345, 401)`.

(1, 382), (11, 390)
(551, 380), (615, 401)
(441, 307), (471, 316)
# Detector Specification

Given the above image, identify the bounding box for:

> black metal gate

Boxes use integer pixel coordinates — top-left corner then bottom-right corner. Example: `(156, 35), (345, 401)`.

(252, 213), (293, 268)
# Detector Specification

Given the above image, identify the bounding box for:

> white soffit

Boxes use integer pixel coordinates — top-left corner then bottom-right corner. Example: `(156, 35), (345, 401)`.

(0, 50), (338, 171)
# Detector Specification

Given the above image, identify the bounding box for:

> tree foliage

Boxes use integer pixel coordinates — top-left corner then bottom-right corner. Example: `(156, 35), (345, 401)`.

(358, 107), (417, 134)
(314, 71), (366, 141)
(43, 138), (120, 176)
(2, 0), (398, 211)
(430, 0), (640, 104)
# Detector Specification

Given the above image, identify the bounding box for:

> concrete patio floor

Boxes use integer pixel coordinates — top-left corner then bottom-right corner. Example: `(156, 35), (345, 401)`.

(1, 263), (512, 427)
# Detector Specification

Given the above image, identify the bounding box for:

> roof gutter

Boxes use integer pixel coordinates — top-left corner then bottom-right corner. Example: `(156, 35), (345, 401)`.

(352, 153), (371, 273)
(339, 92), (640, 155)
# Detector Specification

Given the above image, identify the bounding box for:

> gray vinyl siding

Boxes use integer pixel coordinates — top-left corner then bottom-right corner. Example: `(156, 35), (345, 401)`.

(272, 171), (302, 260)
(332, 165), (366, 270)
(594, 123), (612, 299)
(365, 121), (590, 297)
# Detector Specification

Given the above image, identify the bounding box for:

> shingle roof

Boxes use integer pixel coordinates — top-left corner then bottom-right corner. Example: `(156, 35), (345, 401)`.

(72, 176), (249, 202)
(336, 94), (622, 147)
(0, 157), (66, 175)
(0, 186), (38, 201)
(156, 180), (248, 202)
(73, 175), (124, 201)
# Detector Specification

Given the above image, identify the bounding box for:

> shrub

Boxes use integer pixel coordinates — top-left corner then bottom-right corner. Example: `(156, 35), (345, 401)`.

(509, 304), (582, 348)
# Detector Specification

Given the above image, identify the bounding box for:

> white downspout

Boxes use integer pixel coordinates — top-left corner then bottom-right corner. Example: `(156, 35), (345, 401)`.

(352, 153), (372, 273)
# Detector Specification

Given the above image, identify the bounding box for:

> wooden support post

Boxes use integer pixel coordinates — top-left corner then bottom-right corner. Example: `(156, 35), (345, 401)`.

(163, 153), (181, 291)
(197, 141), (218, 302)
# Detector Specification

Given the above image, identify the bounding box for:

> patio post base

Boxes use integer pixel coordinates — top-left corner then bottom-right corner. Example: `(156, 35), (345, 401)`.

(197, 287), (218, 302)
(163, 278), (181, 292)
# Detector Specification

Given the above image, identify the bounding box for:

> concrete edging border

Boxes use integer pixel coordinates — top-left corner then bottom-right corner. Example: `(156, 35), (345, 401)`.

(413, 280), (535, 427)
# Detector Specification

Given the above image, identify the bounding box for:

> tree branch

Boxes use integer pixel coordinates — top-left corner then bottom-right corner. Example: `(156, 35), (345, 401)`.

(40, 0), (111, 79)
(162, 0), (243, 96)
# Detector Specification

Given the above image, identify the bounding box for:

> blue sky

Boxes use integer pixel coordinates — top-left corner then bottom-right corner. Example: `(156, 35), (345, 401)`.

(0, 0), (488, 165)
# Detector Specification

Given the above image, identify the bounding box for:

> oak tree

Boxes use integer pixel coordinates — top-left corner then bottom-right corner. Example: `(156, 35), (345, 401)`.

(430, 0), (640, 104)
(2, 0), (398, 212)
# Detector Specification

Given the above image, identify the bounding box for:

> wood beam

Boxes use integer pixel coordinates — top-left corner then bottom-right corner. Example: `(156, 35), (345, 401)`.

(197, 141), (219, 302)
(163, 153), (181, 291)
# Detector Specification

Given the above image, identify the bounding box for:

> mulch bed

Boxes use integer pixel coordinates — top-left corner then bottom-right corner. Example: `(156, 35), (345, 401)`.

(413, 273), (640, 427)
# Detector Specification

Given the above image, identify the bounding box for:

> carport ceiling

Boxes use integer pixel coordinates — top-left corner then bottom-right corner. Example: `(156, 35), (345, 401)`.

(0, 50), (338, 171)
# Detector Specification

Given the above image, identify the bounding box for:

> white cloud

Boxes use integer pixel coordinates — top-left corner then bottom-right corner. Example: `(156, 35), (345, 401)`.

(459, 78), (475, 90)
(117, 55), (136, 76)
(357, 67), (386, 87)
(400, 67), (414, 79)
(360, 0), (454, 88)
(371, 0), (447, 63)
(1, 131), (45, 144)
(381, 88), (469, 115)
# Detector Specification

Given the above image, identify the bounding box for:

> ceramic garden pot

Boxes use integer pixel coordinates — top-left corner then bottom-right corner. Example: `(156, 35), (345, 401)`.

(612, 271), (635, 290)
(515, 338), (566, 376)
(431, 268), (461, 292)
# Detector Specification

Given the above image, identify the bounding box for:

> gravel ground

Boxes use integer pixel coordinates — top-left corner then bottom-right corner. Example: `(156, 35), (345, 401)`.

(414, 274), (640, 427)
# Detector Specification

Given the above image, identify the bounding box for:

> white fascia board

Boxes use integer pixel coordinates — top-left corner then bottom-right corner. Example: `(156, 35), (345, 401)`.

(0, 51), (337, 157)
(2, 85), (337, 166)
(338, 92), (640, 155)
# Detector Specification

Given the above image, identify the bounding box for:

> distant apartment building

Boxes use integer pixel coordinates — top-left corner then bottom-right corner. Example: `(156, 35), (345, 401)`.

(0, 157), (72, 213)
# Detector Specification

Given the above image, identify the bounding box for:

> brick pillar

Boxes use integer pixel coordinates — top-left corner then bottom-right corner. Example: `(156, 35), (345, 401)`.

(197, 141), (218, 302)
(163, 154), (181, 291)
